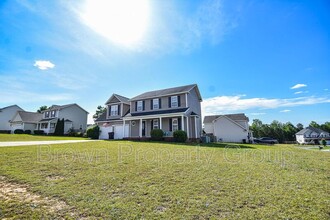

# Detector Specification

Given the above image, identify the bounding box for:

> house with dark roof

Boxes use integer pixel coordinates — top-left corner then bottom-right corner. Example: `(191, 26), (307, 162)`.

(295, 127), (330, 144)
(95, 84), (202, 140)
(0, 105), (24, 131)
(203, 113), (252, 143)
(10, 103), (88, 134)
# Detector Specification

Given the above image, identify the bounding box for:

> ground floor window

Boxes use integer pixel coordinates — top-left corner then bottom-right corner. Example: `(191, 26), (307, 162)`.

(172, 118), (178, 131)
(41, 123), (48, 129)
(50, 123), (56, 129)
(153, 119), (159, 129)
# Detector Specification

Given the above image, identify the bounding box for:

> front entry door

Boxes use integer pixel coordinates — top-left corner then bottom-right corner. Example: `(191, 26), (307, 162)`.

(142, 121), (146, 136)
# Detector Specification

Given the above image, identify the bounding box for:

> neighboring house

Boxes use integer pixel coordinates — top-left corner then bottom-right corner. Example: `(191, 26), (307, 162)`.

(0, 105), (24, 131)
(203, 113), (252, 143)
(10, 103), (88, 134)
(39, 104), (89, 134)
(10, 111), (42, 132)
(96, 84), (203, 140)
(295, 127), (330, 144)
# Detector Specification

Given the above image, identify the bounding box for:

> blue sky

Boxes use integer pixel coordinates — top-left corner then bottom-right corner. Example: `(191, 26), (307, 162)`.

(0, 0), (329, 125)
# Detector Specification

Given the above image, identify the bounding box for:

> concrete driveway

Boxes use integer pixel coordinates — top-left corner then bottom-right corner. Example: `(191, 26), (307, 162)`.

(0, 140), (98, 147)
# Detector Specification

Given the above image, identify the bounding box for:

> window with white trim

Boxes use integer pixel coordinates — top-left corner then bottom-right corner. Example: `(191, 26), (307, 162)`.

(110, 105), (118, 116)
(153, 119), (159, 129)
(51, 110), (56, 118)
(41, 123), (48, 129)
(172, 118), (178, 131)
(137, 101), (143, 112)
(171, 96), (178, 108)
(50, 123), (56, 129)
(45, 111), (50, 118)
(153, 98), (159, 110)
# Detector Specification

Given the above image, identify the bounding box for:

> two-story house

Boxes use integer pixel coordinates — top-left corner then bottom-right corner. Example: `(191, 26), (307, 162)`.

(203, 113), (252, 143)
(0, 105), (24, 131)
(39, 104), (89, 134)
(296, 127), (330, 144)
(10, 103), (88, 134)
(96, 84), (202, 140)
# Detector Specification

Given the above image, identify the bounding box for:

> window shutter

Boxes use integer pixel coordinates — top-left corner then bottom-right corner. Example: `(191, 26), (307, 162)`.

(159, 98), (162, 109)
(135, 102), (137, 111)
(118, 105), (120, 116)
(151, 120), (153, 129)
(143, 101), (145, 111)
(178, 96), (181, 107)
(150, 99), (153, 110)
(178, 117), (182, 130)
(168, 97), (171, 108)
(169, 119), (172, 132)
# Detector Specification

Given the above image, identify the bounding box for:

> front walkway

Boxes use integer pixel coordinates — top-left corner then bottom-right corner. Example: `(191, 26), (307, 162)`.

(0, 140), (98, 147)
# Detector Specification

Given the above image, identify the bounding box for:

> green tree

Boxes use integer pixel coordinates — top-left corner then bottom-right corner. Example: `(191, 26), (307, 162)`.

(296, 123), (304, 131)
(320, 122), (330, 133)
(37, 106), (48, 113)
(54, 118), (64, 136)
(93, 105), (106, 120)
(309, 121), (320, 128)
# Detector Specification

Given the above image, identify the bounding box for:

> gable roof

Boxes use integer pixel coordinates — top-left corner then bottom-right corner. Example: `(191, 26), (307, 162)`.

(130, 84), (202, 101)
(203, 113), (249, 123)
(0, 105), (23, 112)
(296, 127), (329, 135)
(12, 111), (43, 123)
(105, 94), (130, 105)
(45, 103), (89, 113)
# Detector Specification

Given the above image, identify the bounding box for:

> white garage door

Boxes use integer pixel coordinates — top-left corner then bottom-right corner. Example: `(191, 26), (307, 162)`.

(99, 125), (129, 140)
(11, 124), (23, 133)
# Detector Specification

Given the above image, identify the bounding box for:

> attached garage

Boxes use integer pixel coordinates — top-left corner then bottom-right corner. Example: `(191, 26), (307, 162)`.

(99, 123), (129, 140)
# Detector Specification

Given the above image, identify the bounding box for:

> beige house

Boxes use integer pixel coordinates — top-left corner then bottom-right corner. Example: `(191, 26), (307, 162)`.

(203, 113), (252, 143)
(10, 103), (88, 134)
(96, 84), (202, 140)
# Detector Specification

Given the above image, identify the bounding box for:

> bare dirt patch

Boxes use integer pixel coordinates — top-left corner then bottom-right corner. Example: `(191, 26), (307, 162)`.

(0, 176), (84, 218)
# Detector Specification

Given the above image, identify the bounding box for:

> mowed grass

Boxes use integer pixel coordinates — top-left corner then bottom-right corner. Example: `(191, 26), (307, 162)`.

(0, 134), (87, 142)
(0, 141), (329, 219)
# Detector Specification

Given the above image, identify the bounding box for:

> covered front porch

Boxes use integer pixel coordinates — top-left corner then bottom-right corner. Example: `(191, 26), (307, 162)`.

(123, 113), (199, 139)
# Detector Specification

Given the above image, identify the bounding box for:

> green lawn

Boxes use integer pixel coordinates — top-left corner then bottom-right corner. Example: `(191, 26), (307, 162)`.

(0, 141), (329, 219)
(0, 134), (87, 142)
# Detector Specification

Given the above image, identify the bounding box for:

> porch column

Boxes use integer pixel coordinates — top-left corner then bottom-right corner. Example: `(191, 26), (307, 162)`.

(139, 119), (142, 137)
(194, 117), (197, 138)
(181, 115), (184, 131)
(159, 117), (162, 129)
(123, 120), (125, 138)
(186, 116), (189, 138)
(48, 122), (51, 134)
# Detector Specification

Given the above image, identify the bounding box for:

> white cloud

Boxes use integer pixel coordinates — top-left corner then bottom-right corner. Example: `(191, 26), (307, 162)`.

(34, 60), (55, 70)
(202, 95), (330, 115)
(290, 84), (307, 89)
(250, 113), (266, 116)
(325, 89), (329, 91)
(280, 109), (291, 113)
(294, 91), (309, 95)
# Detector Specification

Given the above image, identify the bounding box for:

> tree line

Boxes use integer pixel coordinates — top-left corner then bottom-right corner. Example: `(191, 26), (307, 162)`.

(250, 120), (330, 143)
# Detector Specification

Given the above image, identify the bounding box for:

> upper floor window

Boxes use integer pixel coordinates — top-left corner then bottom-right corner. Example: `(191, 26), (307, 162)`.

(110, 105), (118, 116)
(45, 111), (50, 118)
(171, 96), (178, 108)
(137, 101), (143, 112)
(153, 119), (159, 129)
(51, 110), (56, 118)
(153, 98), (159, 110)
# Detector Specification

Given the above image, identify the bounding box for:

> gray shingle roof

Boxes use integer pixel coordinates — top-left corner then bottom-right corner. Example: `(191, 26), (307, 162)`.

(15, 111), (43, 123)
(105, 94), (130, 104)
(130, 107), (189, 117)
(130, 84), (201, 101)
(203, 113), (249, 123)
(296, 127), (329, 135)
(45, 103), (88, 113)
(0, 105), (23, 111)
